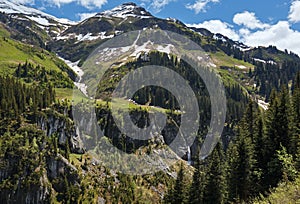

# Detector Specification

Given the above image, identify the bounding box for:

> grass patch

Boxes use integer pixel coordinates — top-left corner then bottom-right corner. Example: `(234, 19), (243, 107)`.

(210, 51), (254, 69)
(69, 153), (83, 167)
(96, 98), (180, 114)
(252, 177), (300, 204)
(55, 88), (88, 104)
(0, 25), (10, 38)
(0, 37), (75, 80)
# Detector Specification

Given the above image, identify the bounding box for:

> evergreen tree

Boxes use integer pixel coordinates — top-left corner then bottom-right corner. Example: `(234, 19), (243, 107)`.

(264, 87), (291, 187)
(203, 143), (228, 204)
(252, 109), (264, 192)
(227, 102), (260, 201)
(277, 86), (291, 149)
(290, 72), (300, 167)
(172, 162), (188, 204)
(188, 160), (206, 204)
(240, 101), (264, 192)
(165, 162), (188, 204)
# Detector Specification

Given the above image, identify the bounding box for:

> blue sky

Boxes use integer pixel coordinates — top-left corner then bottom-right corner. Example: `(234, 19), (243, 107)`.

(25, 0), (295, 25)
(13, 0), (300, 55)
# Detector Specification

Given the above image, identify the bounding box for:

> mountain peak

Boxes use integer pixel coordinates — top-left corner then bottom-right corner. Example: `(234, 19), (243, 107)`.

(0, 0), (75, 25)
(96, 2), (152, 19)
(122, 2), (138, 6)
(0, 0), (43, 15)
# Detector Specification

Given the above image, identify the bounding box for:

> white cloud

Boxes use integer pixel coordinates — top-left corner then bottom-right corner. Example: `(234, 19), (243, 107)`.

(77, 12), (97, 21)
(186, 0), (219, 14)
(288, 0), (300, 23)
(152, 0), (175, 12)
(80, 0), (107, 9)
(239, 28), (250, 36)
(142, 0), (176, 13)
(48, 0), (73, 6)
(188, 20), (240, 41)
(188, 12), (300, 56)
(232, 10), (300, 55)
(233, 11), (269, 29)
(185, 3), (300, 56)
(44, 0), (107, 9)
(241, 21), (300, 55)
(140, 2), (146, 8)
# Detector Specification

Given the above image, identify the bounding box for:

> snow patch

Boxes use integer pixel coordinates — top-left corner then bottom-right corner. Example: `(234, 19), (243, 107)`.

(258, 99), (269, 110)
(213, 34), (227, 42)
(238, 46), (253, 52)
(253, 58), (277, 65)
(208, 62), (217, 67)
(129, 41), (151, 57)
(96, 3), (152, 19)
(236, 65), (247, 69)
(156, 44), (174, 54)
(253, 58), (266, 63)
(166, 17), (178, 23)
(36, 24), (45, 30)
(187, 146), (191, 165)
(27, 15), (50, 26)
(0, 0), (75, 25)
(233, 44), (253, 52)
(197, 55), (215, 67)
(56, 32), (114, 41)
(129, 41), (175, 57)
(267, 60), (277, 65)
(114, 30), (123, 35)
(59, 57), (88, 97)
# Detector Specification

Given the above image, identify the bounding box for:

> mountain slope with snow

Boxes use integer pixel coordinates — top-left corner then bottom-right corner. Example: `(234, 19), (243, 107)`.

(0, 0), (76, 47)
(1, 1), (300, 108)
(0, 0), (75, 25)
(96, 2), (153, 19)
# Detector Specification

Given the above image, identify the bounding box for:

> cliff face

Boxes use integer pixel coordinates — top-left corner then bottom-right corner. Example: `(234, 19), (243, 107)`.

(1, 175), (51, 204)
(37, 109), (85, 153)
(0, 107), (81, 204)
(0, 105), (191, 203)
(94, 106), (193, 157)
(0, 149), (81, 204)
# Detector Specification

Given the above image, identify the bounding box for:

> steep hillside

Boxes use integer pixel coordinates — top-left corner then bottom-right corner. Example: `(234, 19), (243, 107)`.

(0, 24), (76, 88)
(48, 3), (203, 62)
(1, 1), (299, 103)
(0, 0), (74, 47)
(44, 3), (300, 105)
(253, 177), (300, 204)
(0, 74), (191, 203)
(1, 2), (300, 204)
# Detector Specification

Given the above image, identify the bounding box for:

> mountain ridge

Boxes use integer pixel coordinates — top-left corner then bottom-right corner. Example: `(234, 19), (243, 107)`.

(0, 0), (75, 25)
(1, 2), (300, 204)
(1, 0), (299, 64)
(1, 1), (300, 103)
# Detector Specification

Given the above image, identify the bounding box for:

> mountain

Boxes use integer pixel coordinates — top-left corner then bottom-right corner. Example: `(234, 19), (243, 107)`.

(0, 0), (74, 47)
(0, 34), (76, 86)
(48, 2), (202, 62)
(97, 2), (152, 18)
(0, 1), (79, 89)
(1, 2), (300, 204)
(0, 0), (74, 25)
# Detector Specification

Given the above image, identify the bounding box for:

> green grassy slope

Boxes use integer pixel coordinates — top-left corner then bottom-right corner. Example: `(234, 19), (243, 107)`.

(0, 35), (72, 75)
(253, 177), (300, 204)
(0, 25), (79, 96)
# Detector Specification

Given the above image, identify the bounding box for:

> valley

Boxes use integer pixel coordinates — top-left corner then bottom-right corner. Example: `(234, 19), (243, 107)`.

(0, 1), (300, 203)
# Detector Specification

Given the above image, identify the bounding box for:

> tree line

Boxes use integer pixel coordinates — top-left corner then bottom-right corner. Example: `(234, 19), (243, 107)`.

(15, 61), (74, 88)
(0, 75), (55, 118)
(164, 72), (300, 203)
